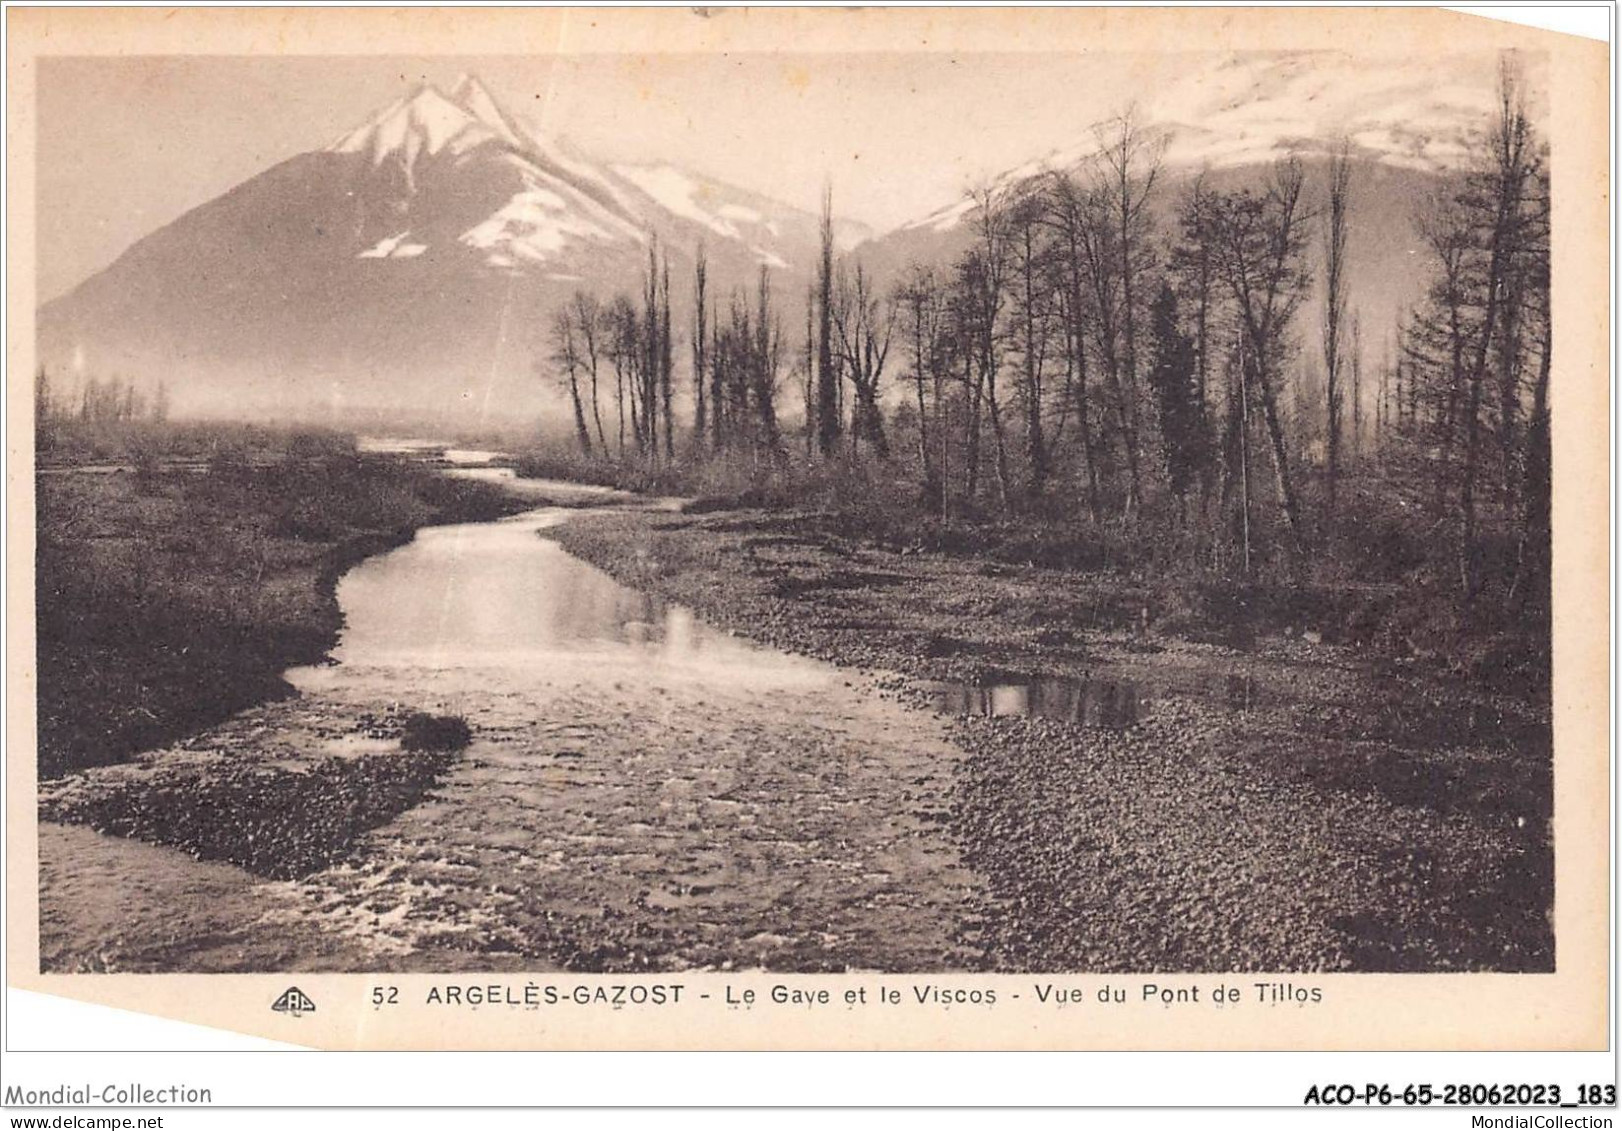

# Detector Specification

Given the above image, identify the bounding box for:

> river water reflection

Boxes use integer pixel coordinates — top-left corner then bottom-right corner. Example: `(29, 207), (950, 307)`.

(929, 676), (1147, 727)
(288, 494), (826, 696)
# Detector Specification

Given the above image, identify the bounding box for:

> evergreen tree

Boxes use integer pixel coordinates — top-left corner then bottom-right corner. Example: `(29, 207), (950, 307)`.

(1146, 282), (1207, 520)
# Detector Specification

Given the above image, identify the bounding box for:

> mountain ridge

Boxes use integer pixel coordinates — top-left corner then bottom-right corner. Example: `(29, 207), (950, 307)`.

(39, 76), (848, 428)
(40, 74), (1442, 431)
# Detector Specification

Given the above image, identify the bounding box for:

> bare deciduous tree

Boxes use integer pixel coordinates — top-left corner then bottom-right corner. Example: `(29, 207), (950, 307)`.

(1322, 139), (1353, 517)
(1206, 157), (1313, 549)
(549, 304), (594, 456)
(833, 261), (894, 460)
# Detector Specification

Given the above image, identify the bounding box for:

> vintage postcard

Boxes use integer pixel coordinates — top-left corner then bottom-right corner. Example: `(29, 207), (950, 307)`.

(4, 6), (1610, 1054)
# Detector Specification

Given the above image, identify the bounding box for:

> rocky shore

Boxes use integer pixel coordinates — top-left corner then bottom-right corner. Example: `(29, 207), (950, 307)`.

(549, 507), (1553, 972)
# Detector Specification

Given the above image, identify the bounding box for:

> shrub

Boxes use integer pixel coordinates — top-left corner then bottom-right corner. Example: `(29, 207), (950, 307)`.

(399, 712), (473, 752)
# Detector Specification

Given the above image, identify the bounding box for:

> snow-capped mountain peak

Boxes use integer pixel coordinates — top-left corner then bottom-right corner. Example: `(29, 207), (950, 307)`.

(449, 73), (531, 152)
(328, 82), (495, 167)
(41, 73), (872, 425)
(317, 75), (861, 274)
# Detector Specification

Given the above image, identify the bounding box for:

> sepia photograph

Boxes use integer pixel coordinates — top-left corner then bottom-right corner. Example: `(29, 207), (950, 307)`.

(4, 6), (1611, 1063)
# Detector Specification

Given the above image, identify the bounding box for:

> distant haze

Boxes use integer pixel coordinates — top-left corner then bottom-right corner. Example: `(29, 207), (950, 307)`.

(37, 50), (1524, 303)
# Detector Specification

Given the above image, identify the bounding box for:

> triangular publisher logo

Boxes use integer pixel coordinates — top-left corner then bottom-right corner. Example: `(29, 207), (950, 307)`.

(271, 987), (316, 1017)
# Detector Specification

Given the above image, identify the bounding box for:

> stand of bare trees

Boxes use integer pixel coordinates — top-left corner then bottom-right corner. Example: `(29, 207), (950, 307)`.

(536, 56), (1550, 616)
(548, 241), (680, 466)
(1390, 56), (1550, 603)
(35, 367), (171, 453)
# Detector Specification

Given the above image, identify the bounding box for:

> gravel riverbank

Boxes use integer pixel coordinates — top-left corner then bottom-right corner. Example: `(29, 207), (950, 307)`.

(549, 507), (1553, 972)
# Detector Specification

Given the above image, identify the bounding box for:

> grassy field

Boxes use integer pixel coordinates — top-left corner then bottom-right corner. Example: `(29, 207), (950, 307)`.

(35, 429), (525, 778)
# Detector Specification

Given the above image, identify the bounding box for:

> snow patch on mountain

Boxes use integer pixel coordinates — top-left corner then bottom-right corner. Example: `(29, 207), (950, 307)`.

(900, 196), (977, 234)
(719, 202), (763, 224)
(611, 164), (744, 240)
(358, 232), (428, 260)
(751, 246), (789, 270)
(461, 188), (622, 264)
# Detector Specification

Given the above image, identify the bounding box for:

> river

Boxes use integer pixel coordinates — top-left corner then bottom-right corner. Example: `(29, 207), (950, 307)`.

(289, 454), (984, 969)
(35, 447), (1554, 975)
(38, 449), (985, 972)
(290, 494), (827, 699)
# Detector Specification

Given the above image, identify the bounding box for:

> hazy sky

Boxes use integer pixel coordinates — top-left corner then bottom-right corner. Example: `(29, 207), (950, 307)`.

(37, 50), (1513, 301)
